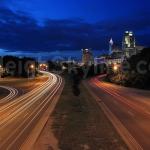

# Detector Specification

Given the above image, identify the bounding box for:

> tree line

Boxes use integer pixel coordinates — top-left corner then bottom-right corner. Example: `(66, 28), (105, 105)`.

(0, 56), (37, 78)
(106, 48), (150, 89)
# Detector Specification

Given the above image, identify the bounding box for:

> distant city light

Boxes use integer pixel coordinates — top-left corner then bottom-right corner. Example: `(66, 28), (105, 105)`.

(39, 63), (48, 71)
(30, 64), (34, 69)
(62, 66), (67, 70)
(113, 65), (118, 71)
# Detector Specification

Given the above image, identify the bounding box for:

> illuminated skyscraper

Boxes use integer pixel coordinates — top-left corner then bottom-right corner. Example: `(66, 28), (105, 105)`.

(82, 48), (94, 65)
(109, 38), (114, 55)
(108, 38), (123, 59)
(122, 31), (136, 58)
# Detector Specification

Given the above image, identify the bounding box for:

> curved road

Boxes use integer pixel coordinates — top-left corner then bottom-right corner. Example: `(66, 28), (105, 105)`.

(0, 86), (18, 104)
(0, 72), (63, 150)
(88, 75), (150, 150)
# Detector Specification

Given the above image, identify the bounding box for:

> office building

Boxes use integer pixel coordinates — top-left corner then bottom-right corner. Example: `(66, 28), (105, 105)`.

(122, 31), (136, 58)
(82, 48), (94, 65)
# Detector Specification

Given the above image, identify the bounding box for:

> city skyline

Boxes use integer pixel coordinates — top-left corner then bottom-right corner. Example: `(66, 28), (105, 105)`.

(0, 0), (150, 58)
(0, 1), (150, 149)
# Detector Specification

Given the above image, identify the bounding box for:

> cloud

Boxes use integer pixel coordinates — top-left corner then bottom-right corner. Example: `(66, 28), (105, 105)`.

(0, 7), (149, 56)
(0, 7), (107, 52)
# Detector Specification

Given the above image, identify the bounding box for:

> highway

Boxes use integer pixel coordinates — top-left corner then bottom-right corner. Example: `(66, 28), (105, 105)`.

(0, 86), (18, 104)
(0, 72), (63, 150)
(87, 75), (150, 150)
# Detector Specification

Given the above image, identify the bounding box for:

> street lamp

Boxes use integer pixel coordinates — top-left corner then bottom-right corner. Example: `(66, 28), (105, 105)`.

(113, 65), (118, 71)
(39, 64), (48, 71)
(28, 64), (35, 78)
(0, 65), (3, 78)
(113, 63), (120, 73)
(30, 64), (34, 69)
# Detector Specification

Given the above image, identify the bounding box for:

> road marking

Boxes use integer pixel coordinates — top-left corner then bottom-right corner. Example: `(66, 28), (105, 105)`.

(93, 78), (150, 118)
(83, 82), (143, 150)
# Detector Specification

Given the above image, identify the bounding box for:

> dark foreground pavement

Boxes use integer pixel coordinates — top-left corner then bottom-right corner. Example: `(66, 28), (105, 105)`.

(34, 74), (128, 150)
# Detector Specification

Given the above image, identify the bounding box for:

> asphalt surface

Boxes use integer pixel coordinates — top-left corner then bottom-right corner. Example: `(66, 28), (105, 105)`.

(0, 86), (18, 104)
(88, 75), (150, 150)
(0, 72), (63, 150)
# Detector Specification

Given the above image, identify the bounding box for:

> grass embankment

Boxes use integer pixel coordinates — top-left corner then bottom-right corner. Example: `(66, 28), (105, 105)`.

(47, 74), (128, 150)
(104, 72), (150, 90)
(105, 48), (150, 90)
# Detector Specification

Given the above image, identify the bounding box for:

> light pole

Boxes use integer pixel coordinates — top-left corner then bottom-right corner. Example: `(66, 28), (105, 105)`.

(30, 64), (35, 78)
(0, 65), (3, 78)
(0, 65), (1, 78)
(113, 63), (120, 74)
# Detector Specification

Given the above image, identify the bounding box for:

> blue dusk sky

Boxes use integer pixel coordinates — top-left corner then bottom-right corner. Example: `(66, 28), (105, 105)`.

(0, 0), (150, 59)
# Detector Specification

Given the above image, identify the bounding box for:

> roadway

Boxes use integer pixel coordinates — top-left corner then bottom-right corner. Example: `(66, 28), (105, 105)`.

(0, 86), (18, 104)
(0, 72), (63, 150)
(87, 75), (150, 150)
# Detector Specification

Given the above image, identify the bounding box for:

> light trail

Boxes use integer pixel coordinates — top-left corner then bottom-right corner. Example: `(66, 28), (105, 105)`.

(0, 71), (63, 149)
(0, 86), (18, 103)
(88, 75), (150, 149)
(0, 74), (56, 127)
(91, 76), (150, 118)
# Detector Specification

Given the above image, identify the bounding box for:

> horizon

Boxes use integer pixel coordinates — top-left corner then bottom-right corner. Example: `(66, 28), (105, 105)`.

(0, 0), (150, 59)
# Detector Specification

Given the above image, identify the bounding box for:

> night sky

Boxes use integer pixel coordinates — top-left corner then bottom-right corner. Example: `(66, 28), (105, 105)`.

(0, 0), (150, 59)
